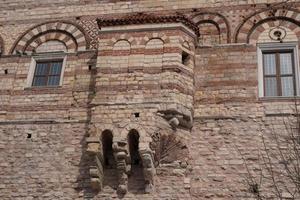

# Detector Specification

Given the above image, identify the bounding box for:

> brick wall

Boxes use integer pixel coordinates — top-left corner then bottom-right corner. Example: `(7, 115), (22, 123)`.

(0, 0), (300, 199)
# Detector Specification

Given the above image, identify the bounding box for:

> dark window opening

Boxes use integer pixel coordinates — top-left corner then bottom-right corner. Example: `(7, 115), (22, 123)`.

(4, 69), (8, 74)
(134, 112), (140, 118)
(88, 65), (92, 71)
(128, 130), (141, 166)
(32, 60), (63, 87)
(102, 130), (114, 168)
(182, 51), (190, 66)
(27, 133), (32, 139)
(263, 50), (296, 97)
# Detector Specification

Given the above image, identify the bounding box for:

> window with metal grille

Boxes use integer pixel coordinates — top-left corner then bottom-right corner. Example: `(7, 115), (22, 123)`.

(263, 50), (296, 97)
(32, 60), (63, 86)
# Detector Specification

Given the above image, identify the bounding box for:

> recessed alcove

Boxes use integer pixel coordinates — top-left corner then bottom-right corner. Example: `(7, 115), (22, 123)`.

(101, 130), (118, 189)
(127, 129), (145, 193)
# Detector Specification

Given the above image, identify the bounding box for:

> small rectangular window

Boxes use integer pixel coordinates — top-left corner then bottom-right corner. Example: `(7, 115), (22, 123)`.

(262, 50), (296, 97)
(182, 51), (190, 66)
(32, 60), (63, 87)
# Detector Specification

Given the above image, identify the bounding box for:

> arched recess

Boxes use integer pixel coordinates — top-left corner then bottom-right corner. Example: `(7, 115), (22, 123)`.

(10, 21), (89, 54)
(112, 40), (131, 72)
(128, 129), (141, 166)
(144, 38), (164, 71)
(102, 130), (115, 168)
(119, 123), (149, 144)
(235, 8), (300, 43)
(191, 12), (230, 45)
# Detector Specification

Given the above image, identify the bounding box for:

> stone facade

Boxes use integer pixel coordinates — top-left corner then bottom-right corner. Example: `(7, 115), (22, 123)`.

(0, 0), (300, 199)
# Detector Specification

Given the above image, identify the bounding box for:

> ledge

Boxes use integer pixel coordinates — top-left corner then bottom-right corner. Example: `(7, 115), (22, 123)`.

(258, 96), (300, 102)
(24, 86), (63, 90)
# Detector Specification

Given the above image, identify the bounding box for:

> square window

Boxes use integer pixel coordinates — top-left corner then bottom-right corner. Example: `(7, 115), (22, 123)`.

(258, 43), (299, 98)
(26, 54), (66, 88)
(262, 50), (295, 97)
(32, 60), (63, 87)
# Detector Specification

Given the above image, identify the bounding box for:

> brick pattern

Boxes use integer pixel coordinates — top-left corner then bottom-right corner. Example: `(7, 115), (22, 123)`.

(235, 7), (300, 43)
(191, 12), (230, 44)
(78, 17), (99, 50)
(0, 1), (300, 200)
(10, 21), (89, 54)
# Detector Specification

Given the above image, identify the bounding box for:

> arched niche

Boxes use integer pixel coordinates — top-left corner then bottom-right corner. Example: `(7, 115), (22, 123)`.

(191, 12), (230, 45)
(128, 129), (141, 166)
(112, 40), (131, 71)
(144, 38), (164, 70)
(102, 130), (115, 168)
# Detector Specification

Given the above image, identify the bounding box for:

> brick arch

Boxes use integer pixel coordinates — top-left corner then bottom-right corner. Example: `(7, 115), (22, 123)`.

(113, 39), (131, 50)
(120, 124), (149, 144)
(145, 38), (164, 51)
(109, 34), (135, 47)
(141, 33), (169, 46)
(10, 21), (89, 54)
(25, 31), (76, 53)
(88, 124), (116, 138)
(248, 17), (300, 44)
(191, 12), (230, 43)
(234, 8), (300, 43)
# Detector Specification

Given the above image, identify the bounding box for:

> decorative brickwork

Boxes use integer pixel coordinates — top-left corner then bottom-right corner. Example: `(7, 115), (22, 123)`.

(10, 21), (89, 54)
(191, 12), (230, 44)
(78, 17), (99, 50)
(235, 7), (300, 43)
(1, 1), (300, 200)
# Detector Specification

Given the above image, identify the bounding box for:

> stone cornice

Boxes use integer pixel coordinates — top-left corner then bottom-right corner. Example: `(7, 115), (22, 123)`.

(97, 12), (200, 37)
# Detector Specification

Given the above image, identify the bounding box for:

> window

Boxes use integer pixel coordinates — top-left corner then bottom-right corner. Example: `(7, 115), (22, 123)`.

(26, 53), (66, 88)
(263, 50), (295, 96)
(32, 60), (63, 86)
(258, 43), (299, 97)
(182, 51), (192, 67)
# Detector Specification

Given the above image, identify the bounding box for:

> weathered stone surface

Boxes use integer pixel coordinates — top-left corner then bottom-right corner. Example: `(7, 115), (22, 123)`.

(0, 0), (299, 199)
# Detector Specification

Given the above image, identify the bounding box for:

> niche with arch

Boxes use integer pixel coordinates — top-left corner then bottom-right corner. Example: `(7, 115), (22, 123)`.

(191, 12), (230, 46)
(128, 129), (142, 166)
(102, 130), (115, 168)
(112, 40), (131, 72)
(198, 22), (221, 45)
(127, 129), (146, 193)
(100, 130), (118, 190)
(144, 38), (164, 71)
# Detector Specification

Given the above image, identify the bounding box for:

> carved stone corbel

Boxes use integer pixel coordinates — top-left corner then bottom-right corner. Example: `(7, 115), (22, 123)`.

(113, 141), (130, 195)
(139, 147), (156, 193)
(86, 137), (104, 191)
(157, 109), (193, 130)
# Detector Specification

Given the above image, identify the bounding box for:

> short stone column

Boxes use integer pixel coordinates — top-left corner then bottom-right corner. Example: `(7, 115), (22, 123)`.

(86, 137), (104, 191)
(139, 144), (156, 193)
(113, 141), (130, 195)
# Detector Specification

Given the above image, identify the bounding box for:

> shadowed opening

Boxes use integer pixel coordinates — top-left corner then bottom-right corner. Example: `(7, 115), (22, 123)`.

(128, 130), (141, 166)
(101, 130), (118, 190)
(102, 130), (114, 168)
(127, 129), (145, 193)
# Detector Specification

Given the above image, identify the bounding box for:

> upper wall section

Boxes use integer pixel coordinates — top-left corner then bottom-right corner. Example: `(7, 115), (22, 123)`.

(0, 0), (297, 24)
(0, 1), (299, 55)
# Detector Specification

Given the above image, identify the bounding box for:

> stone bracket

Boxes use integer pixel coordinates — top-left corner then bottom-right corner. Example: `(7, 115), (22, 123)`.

(86, 137), (104, 191)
